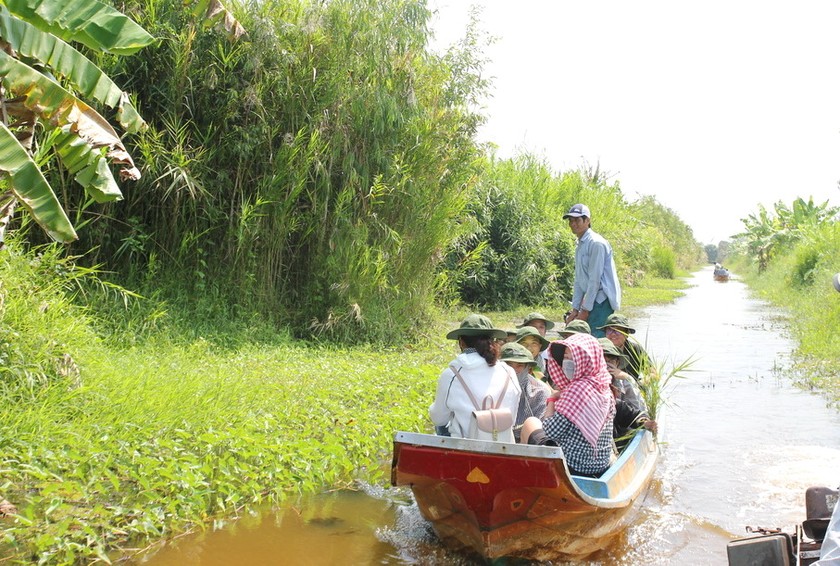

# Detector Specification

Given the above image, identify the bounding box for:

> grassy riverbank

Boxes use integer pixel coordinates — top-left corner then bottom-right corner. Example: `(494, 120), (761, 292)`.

(727, 255), (840, 406)
(0, 251), (692, 563)
(723, 199), (840, 406)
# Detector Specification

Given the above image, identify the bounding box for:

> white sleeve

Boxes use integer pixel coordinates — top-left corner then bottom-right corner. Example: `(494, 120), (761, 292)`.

(429, 367), (455, 427)
(816, 496), (840, 564)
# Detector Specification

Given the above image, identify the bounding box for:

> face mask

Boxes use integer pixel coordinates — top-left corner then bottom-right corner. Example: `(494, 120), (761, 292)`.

(562, 359), (576, 379)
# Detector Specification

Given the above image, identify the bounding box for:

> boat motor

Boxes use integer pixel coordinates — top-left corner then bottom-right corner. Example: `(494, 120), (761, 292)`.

(727, 486), (839, 566)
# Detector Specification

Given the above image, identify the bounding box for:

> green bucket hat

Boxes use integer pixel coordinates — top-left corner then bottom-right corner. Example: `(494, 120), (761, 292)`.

(517, 311), (555, 330)
(515, 325), (550, 351)
(499, 342), (537, 365)
(598, 337), (628, 361)
(558, 319), (591, 337)
(597, 313), (636, 334)
(446, 314), (507, 340)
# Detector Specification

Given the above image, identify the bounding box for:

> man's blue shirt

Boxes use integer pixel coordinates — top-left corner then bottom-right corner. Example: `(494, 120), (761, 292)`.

(571, 228), (621, 312)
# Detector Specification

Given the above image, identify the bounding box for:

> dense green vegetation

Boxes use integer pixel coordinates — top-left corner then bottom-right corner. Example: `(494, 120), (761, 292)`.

(0, 0), (708, 563)
(728, 198), (840, 404)
(442, 157), (701, 310)
(55, 0), (490, 343)
(10, 0), (700, 343)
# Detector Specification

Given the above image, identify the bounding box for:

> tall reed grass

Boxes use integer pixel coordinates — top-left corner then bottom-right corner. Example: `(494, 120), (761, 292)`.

(32, 0), (486, 344)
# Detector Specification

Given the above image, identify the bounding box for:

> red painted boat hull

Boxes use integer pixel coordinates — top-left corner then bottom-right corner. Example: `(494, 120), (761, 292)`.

(391, 430), (658, 561)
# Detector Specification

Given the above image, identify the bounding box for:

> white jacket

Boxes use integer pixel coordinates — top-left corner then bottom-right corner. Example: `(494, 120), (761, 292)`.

(429, 352), (521, 439)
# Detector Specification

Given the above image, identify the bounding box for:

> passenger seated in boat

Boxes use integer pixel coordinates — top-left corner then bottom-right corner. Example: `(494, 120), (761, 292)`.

(517, 311), (554, 337)
(598, 338), (645, 412)
(519, 333), (615, 478)
(557, 319), (591, 338)
(503, 329), (518, 343)
(598, 313), (653, 384)
(599, 338), (657, 449)
(515, 325), (550, 381)
(499, 342), (552, 442)
(429, 314), (521, 439)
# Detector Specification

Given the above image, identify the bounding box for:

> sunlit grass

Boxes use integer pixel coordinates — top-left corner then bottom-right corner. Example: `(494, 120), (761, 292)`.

(2, 339), (442, 563)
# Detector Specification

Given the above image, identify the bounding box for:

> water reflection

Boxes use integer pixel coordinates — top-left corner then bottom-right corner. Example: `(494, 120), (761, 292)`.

(138, 486), (400, 565)
(136, 266), (840, 565)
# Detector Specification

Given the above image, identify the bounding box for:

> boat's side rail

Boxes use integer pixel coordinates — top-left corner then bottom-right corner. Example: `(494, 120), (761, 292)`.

(573, 429), (657, 501)
(393, 431), (566, 459)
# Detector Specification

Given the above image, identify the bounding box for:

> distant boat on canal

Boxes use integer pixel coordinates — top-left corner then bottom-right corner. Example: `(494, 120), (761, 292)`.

(391, 428), (658, 562)
(714, 264), (731, 282)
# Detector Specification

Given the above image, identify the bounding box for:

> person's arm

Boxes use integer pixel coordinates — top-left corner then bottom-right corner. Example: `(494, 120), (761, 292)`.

(429, 368), (456, 427)
(633, 414), (658, 434)
(567, 255), (585, 323)
(616, 401), (658, 434)
(544, 389), (561, 418)
(614, 399), (636, 429)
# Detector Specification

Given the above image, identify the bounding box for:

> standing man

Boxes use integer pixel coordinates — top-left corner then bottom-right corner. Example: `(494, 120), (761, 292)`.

(562, 203), (621, 338)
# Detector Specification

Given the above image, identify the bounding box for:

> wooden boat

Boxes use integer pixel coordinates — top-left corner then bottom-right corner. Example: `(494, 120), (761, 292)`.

(390, 428), (658, 561)
(714, 268), (731, 282)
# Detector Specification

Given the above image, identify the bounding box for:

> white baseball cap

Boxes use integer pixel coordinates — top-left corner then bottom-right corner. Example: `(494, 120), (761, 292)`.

(562, 203), (590, 219)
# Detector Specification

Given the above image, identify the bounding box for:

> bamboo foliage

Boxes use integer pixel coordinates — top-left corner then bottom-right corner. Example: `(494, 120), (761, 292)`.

(60, 0), (701, 338)
(72, 0), (485, 341)
(445, 152), (704, 310)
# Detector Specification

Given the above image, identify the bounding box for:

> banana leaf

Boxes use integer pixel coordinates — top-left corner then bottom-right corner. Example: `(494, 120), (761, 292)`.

(0, 50), (141, 182)
(192, 0), (246, 40)
(0, 6), (146, 133)
(51, 128), (122, 202)
(0, 123), (76, 242)
(3, 0), (155, 56)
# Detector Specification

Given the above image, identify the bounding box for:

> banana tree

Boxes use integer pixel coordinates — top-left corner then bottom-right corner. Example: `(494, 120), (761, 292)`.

(0, 0), (155, 246)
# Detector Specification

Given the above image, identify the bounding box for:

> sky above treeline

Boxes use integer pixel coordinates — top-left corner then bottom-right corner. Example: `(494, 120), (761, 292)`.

(428, 0), (840, 244)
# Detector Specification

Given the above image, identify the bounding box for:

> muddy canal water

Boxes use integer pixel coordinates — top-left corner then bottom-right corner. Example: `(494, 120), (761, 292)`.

(138, 266), (840, 565)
